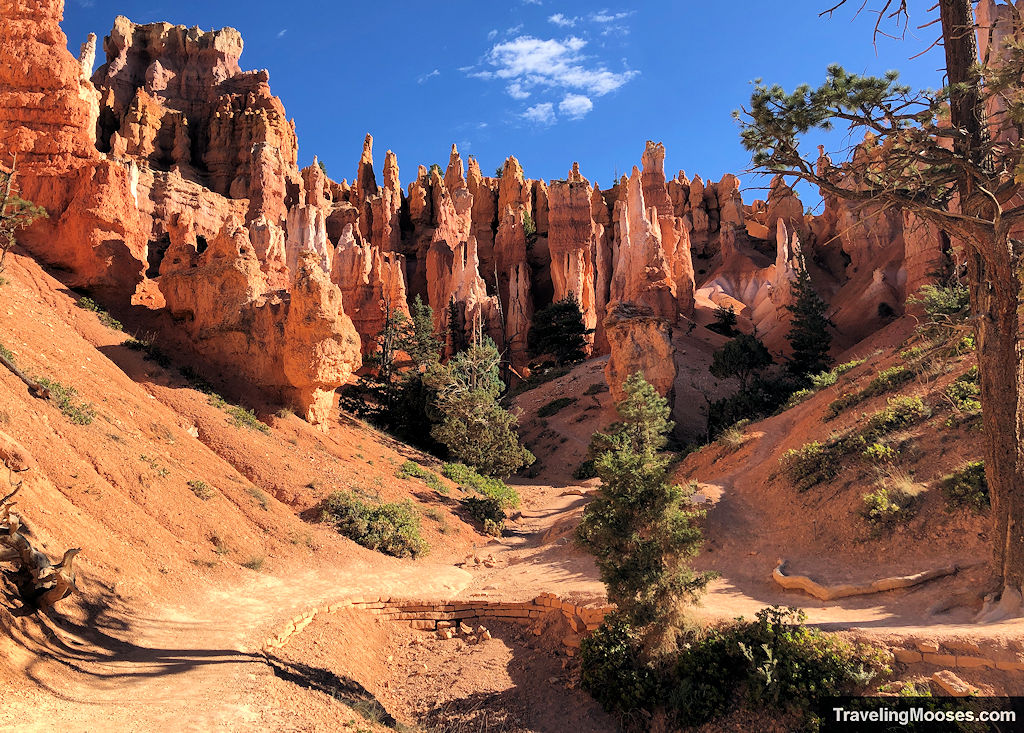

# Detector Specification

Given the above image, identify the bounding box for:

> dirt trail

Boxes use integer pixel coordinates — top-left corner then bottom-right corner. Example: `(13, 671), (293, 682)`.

(0, 561), (470, 732)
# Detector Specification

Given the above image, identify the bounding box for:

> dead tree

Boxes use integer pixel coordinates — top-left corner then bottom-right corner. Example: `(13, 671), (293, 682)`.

(1, 483), (81, 612)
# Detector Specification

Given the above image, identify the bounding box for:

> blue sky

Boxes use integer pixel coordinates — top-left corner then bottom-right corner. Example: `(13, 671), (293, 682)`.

(61, 0), (947, 200)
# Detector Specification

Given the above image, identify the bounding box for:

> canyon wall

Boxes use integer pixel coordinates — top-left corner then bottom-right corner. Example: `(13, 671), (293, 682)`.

(0, 2), (950, 414)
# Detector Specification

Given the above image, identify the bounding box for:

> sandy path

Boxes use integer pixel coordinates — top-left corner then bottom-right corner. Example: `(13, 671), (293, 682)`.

(0, 560), (470, 732)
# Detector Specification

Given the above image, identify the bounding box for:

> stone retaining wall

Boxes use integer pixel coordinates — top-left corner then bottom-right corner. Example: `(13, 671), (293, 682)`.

(263, 591), (614, 656)
(261, 595), (1024, 677)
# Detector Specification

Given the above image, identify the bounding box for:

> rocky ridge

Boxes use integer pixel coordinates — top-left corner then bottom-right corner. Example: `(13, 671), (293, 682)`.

(0, 2), (953, 417)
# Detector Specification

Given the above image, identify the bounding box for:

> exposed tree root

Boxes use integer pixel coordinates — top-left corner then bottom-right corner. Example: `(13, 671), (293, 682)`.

(1, 441), (80, 612)
(772, 559), (960, 601)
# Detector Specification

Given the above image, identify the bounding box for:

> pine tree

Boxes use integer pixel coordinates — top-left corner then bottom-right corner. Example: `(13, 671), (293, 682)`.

(786, 257), (833, 379)
(527, 292), (593, 365)
(0, 159), (46, 279)
(577, 373), (712, 641)
(709, 334), (772, 391)
(424, 332), (534, 477)
(399, 294), (441, 367)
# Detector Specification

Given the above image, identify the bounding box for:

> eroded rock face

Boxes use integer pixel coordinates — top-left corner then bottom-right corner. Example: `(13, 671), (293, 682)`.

(604, 302), (676, 402)
(5, 0), (950, 417)
(93, 16), (298, 215)
(159, 219), (361, 426)
(0, 0), (145, 289)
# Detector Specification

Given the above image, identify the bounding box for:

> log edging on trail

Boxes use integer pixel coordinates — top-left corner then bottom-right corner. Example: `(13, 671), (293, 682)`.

(772, 559), (960, 601)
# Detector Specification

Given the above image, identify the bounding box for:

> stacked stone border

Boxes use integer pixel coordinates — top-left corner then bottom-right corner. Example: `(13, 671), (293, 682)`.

(263, 592), (613, 655)
(262, 594), (1024, 679)
(887, 639), (1024, 673)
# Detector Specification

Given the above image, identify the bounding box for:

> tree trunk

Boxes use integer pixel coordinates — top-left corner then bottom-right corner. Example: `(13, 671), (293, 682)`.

(939, 0), (1024, 601)
(968, 240), (1024, 596)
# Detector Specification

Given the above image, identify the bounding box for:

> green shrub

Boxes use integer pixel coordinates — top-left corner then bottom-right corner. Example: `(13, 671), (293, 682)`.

(522, 211), (537, 238)
(579, 613), (658, 715)
(76, 296), (122, 330)
(584, 382), (609, 396)
(443, 462), (519, 534)
(538, 396), (577, 417)
(398, 460), (446, 493)
(36, 377), (96, 425)
(188, 479), (215, 500)
(321, 491), (429, 558)
(809, 369), (838, 389)
(582, 607), (889, 729)
(940, 461), (989, 513)
(862, 487), (918, 528)
(709, 374), (800, 435)
(861, 396), (929, 441)
(573, 459), (598, 480)
(225, 404), (269, 433)
(827, 365), (915, 418)
(909, 282), (970, 329)
(834, 357), (866, 375)
(780, 440), (846, 491)
(862, 442), (897, 463)
(945, 366), (981, 414)
(783, 387), (815, 409)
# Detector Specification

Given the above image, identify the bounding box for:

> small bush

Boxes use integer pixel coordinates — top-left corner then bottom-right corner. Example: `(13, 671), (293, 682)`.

(36, 377), (96, 425)
(211, 534), (230, 555)
(783, 387), (815, 409)
(909, 282), (970, 330)
(398, 460), (446, 493)
(862, 487), (918, 528)
(241, 556), (265, 571)
(321, 491), (428, 558)
(862, 442), (897, 463)
(226, 404), (269, 433)
(579, 613), (658, 715)
(77, 296), (122, 330)
(573, 459), (598, 480)
(861, 396), (930, 441)
(941, 461), (989, 513)
(247, 487), (269, 510)
(443, 462), (520, 534)
(188, 479), (215, 500)
(834, 357), (866, 375)
(780, 440), (846, 491)
(124, 336), (172, 368)
(538, 396), (576, 417)
(584, 382), (609, 396)
(827, 365), (915, 418)
(945, 366), (981, 415)
(717, 422), (748, 451)
(582, 607), (889, 728)
(808, 370), (837, 389)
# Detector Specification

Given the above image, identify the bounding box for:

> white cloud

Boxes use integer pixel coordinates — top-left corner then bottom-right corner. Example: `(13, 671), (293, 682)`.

(559, 93), (593, 119)
(487, 29), (498, 40)
(507, 81), (531, 100)
(522, 0), (542, 4)
(482, 35), (636, 97)
(548, 13), (577, 27)
(522, 102), (555, 125)
(276, 29), (288, 38)
(590, 10), (632, 23)
(418, 69), (440, 84)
